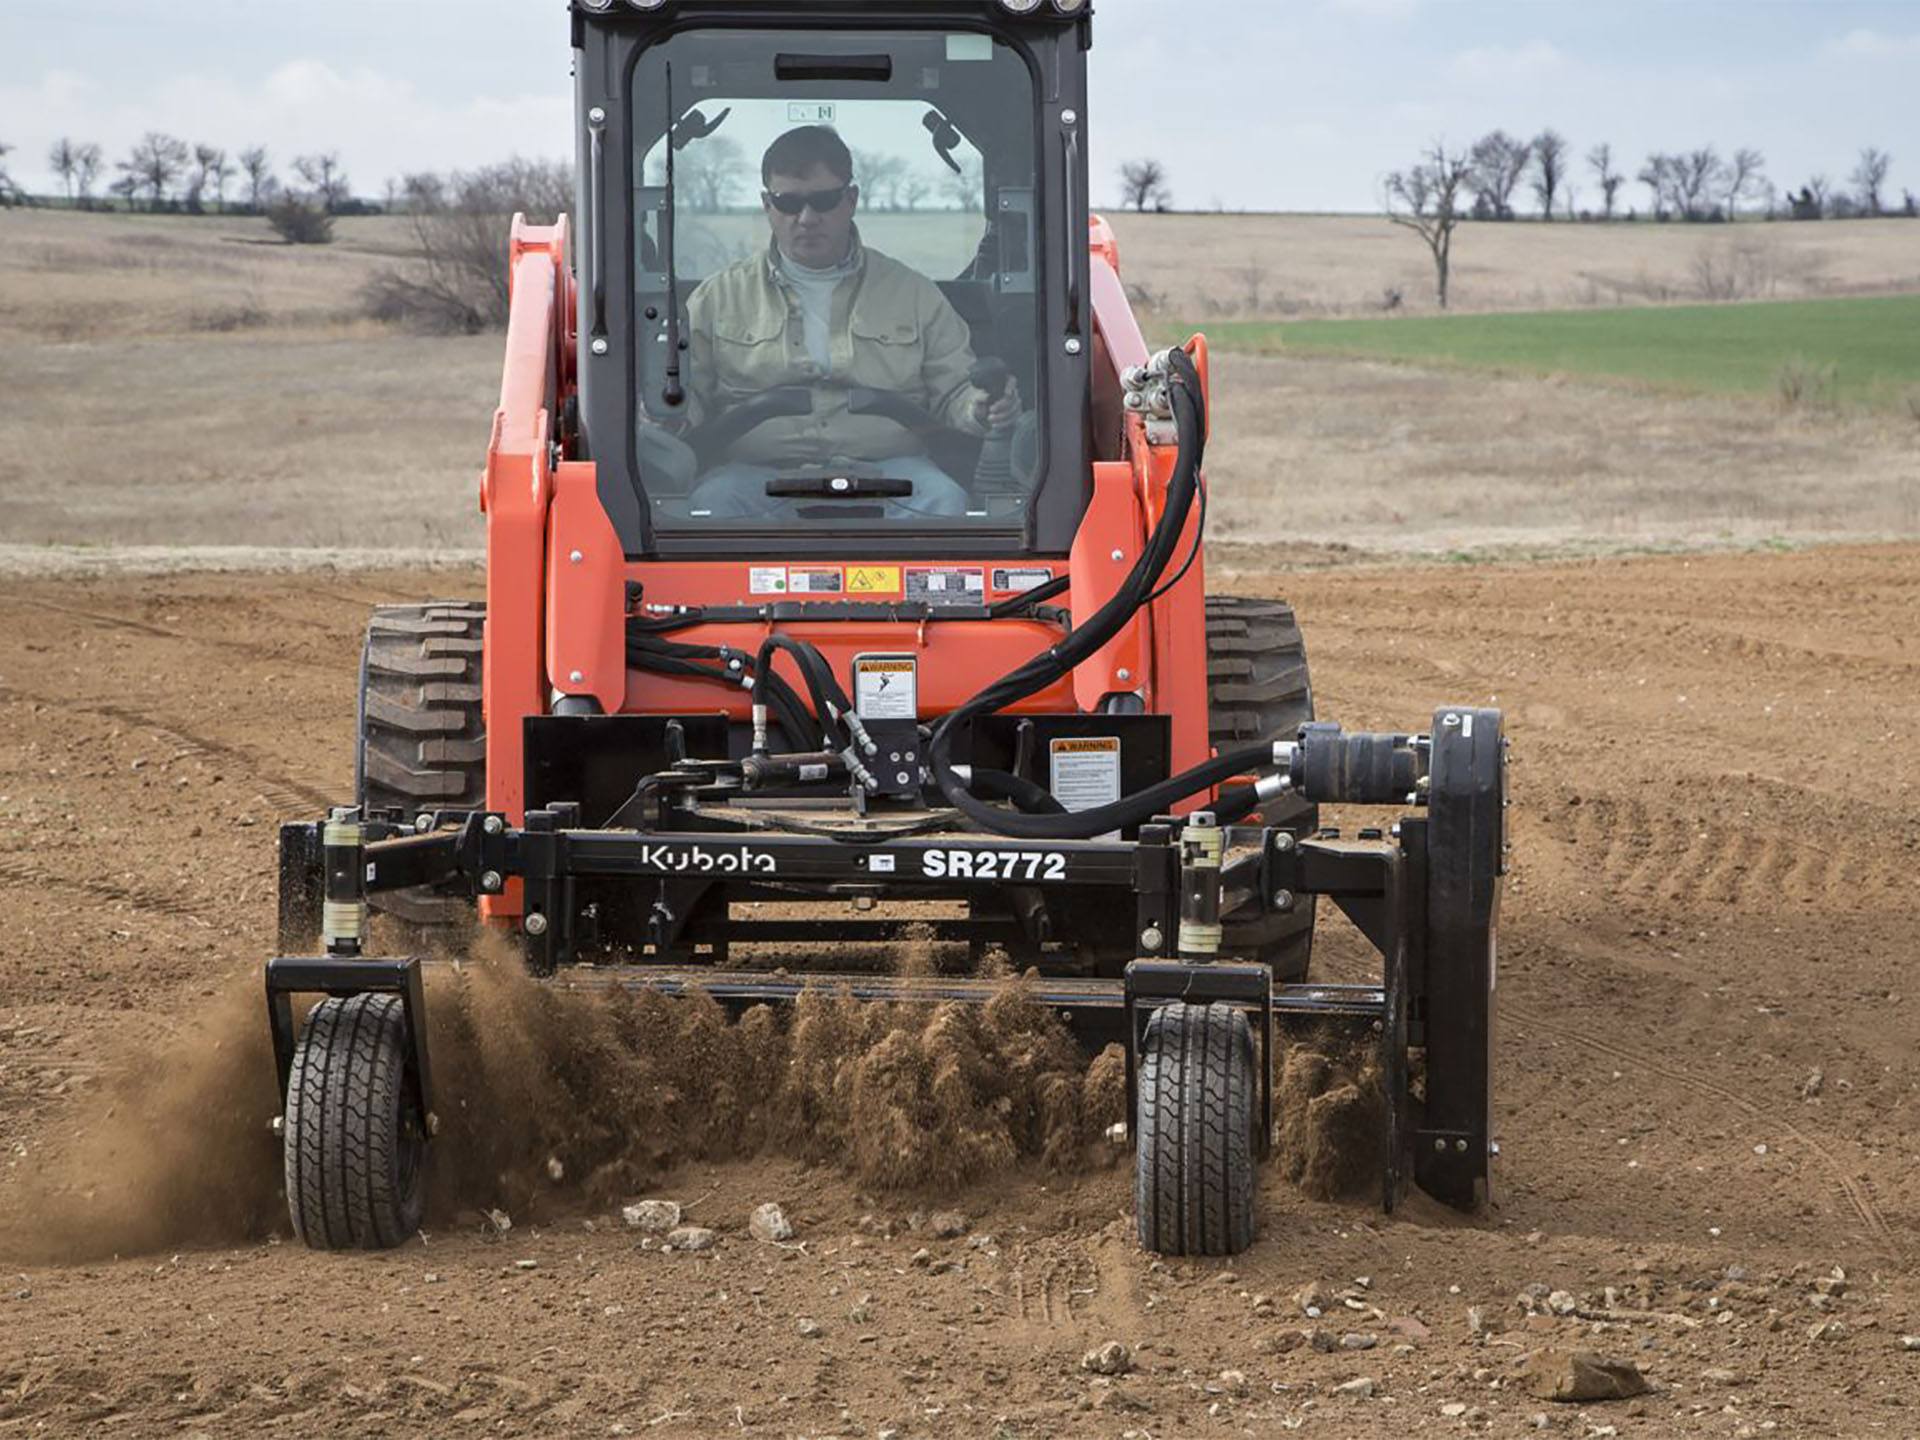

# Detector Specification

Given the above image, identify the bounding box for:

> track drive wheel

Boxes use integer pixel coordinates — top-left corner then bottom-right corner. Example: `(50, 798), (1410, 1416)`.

(356, 602), (486, 927)
(1135, 1002), (1258, 1256)
(284, 994), (426, 1250)
(1205, 595), (1317, 981)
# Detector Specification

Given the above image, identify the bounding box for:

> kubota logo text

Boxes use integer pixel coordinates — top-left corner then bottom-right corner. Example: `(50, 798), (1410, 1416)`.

(637, 844), (777, 875)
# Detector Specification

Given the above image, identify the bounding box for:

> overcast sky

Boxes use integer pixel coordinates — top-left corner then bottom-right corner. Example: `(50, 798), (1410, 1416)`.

(2, 0), (1913, 212)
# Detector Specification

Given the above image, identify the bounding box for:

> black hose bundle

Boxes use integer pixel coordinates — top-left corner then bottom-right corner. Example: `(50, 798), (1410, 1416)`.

(927, 347), (1270, 840)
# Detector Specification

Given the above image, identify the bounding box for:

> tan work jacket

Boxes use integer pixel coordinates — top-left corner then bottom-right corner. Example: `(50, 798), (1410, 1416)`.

(685, 231), (987, 465)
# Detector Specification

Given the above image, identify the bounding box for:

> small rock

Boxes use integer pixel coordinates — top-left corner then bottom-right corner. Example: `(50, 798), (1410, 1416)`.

(1529, 1415), (1550, 1430)
(1901, 1334), (1920, 1351)
(1295, 1280), (1333, 1316)
(1307, 1327), (1338, 1353)
(749, 1202), (793, 1243)
(1800, 1068), (1824, 1099)
(1468, 1305), (1489, 1337)
(622, 1200), (681, 1233)
(1807, 1319), (1847, 1343)
(1082, 1340), (1131, 1376)
(422, 1272), (441, 1284)
(545, 1155), (565, 1182)
(796, 1317), (821, 1338)
(1440, 1401), (1469, 1417)
(1250, 1293), (1273, 1312)
(1547, 1289), (1579, 1315)
(1813, 1273), (1847, 1297)
(1520, 1347), (1649, 1403)
(1701, 1368), (1741, 1386)
(1215, 1369), (1249, 1396)
(967, 1234), (996, 1250)
(665, 1225), (716, 1252)
(1333, 1376), (1377, 1399)
(926, 1210), (968, 1239)
(909, 1247), (933, 1267)
(482, 1207), (513, 1235)
(514, 1259), (538, 1270)
(1341, 1332), (1378, 1350)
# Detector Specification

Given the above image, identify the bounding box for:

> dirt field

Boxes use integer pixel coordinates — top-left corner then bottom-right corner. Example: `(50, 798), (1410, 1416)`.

(3, 545), (1917, 1436)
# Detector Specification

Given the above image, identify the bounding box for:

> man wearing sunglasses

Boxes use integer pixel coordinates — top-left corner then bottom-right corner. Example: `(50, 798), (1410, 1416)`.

(681, 125), (1019, 519)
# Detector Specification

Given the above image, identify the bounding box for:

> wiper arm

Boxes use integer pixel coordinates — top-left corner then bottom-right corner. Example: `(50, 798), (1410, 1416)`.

(661, 60), (685, 409)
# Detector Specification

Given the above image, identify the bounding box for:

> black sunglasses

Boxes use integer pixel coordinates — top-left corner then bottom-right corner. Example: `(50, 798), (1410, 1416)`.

(763, 184), (852, 215)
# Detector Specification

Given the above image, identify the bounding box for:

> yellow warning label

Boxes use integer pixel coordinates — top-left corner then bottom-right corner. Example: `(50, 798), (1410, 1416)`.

(846, 565), (901, 594)
(1052, 737), (1121, 755)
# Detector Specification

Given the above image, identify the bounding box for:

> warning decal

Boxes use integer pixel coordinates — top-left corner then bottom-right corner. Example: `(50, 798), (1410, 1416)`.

(905, 566), (985, 605)
(787, 566), (844, 594)
(749, 566), (788, 595)
(847, 565), (902, 595)
(991, 566), (1054, 594)
(853, 655), (918, 720)
(1048, 736), (1122, 814)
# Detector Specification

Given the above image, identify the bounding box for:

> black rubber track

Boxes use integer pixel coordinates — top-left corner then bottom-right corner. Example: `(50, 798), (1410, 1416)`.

(1135, 1002), (1257, 1256)
(1205, 594), (1318, 981)
(284, 993), (426, 1250)
(355, 602), (486, 926)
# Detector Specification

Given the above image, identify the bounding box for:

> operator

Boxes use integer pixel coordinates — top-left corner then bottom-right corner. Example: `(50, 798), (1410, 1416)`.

(681, 125), (1019, 518)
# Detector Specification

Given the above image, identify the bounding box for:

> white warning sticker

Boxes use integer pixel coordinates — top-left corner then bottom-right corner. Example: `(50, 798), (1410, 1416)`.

(905, 566), (985, 605)
(749, 565), (789, 595)
(788, 565), (844, 594)
(853, 655), (918, 720)
(991, 566), (1054, 594)
(1048, 736), (1121, 813)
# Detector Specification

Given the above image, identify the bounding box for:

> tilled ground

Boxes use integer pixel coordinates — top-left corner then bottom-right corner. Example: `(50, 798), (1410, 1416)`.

(1, 547), (1917, 1438)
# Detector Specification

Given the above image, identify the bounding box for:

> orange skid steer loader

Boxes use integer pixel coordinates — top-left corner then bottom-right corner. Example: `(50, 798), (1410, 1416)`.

(266, 0), (1505, 1257)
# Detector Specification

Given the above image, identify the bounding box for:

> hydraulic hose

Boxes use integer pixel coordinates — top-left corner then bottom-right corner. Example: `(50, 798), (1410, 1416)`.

(927, 347), (1257, 840)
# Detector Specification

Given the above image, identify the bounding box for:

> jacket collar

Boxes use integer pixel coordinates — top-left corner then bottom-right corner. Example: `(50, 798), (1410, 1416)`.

(764, 224), (866, 286)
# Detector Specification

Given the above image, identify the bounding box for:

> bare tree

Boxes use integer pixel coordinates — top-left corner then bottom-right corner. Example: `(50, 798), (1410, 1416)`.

(1851, 146), (1892, 215)
(362, 159), (571, 331)
(1637, 153), (1672, 218)
(899, 168), (934, 213)
(852, 148), (906, 210)
(48, 137), (80, 203)
(119, 132), (190, 211)
(74, 142), (103, 209)
(1118, 158), (1170, 213)
(1384, 142), (1471, 308)
(1529, 129), (1569, 220)
(1723, 147), (1765, 219)
(1587, 142), (1623, 219)
(1676, 147), (1727, 219)
(294, 152), (351, 213)
(0, 141), (21, 207)
(193, 144), (233, 212)
(237, 145), (273, 212)
(678, 136), (747, 212)
(1465, 130), (1530, 220)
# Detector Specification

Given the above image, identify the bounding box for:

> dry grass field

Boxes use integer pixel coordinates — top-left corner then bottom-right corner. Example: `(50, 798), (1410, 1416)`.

(1105, 211), (1920, 318)
(2, 207), (1916, 563)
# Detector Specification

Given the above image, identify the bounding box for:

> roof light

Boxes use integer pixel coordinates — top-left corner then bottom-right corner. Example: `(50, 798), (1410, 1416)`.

(626, 0), (667, 8)
(998, 0), (1045, 12)
(1052, 0), (1088, 11)
(579, 0), (615, 10)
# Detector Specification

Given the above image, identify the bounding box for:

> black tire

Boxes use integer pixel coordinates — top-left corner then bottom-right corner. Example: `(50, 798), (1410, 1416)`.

(1205, 595), (1317, 981)
(1135, 1002), (1258, 1256)
(284, 993), (427, 1250)
(355, 602), (486, 927)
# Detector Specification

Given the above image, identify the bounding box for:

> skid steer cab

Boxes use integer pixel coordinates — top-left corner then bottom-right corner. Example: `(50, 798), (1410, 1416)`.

(263, 0), (1508, 1257)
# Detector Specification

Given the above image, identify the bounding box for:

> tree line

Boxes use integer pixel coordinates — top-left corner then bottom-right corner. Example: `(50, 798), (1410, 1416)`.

(1384, 134), (1910, 308)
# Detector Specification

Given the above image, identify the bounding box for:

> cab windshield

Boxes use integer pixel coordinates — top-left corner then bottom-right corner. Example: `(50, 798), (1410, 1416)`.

(631, 28), (1042, 536)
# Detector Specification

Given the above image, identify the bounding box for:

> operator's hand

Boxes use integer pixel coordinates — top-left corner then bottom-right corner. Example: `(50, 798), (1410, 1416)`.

(973, 376), (1022, 430)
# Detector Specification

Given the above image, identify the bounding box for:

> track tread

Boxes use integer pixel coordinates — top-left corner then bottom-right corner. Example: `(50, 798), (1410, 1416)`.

(357, 602), (486, 926)
(1205, 595), (1317, 980)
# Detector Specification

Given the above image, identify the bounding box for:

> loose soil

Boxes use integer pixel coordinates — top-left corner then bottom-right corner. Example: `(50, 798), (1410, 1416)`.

(2, 547), (1918, 1436)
